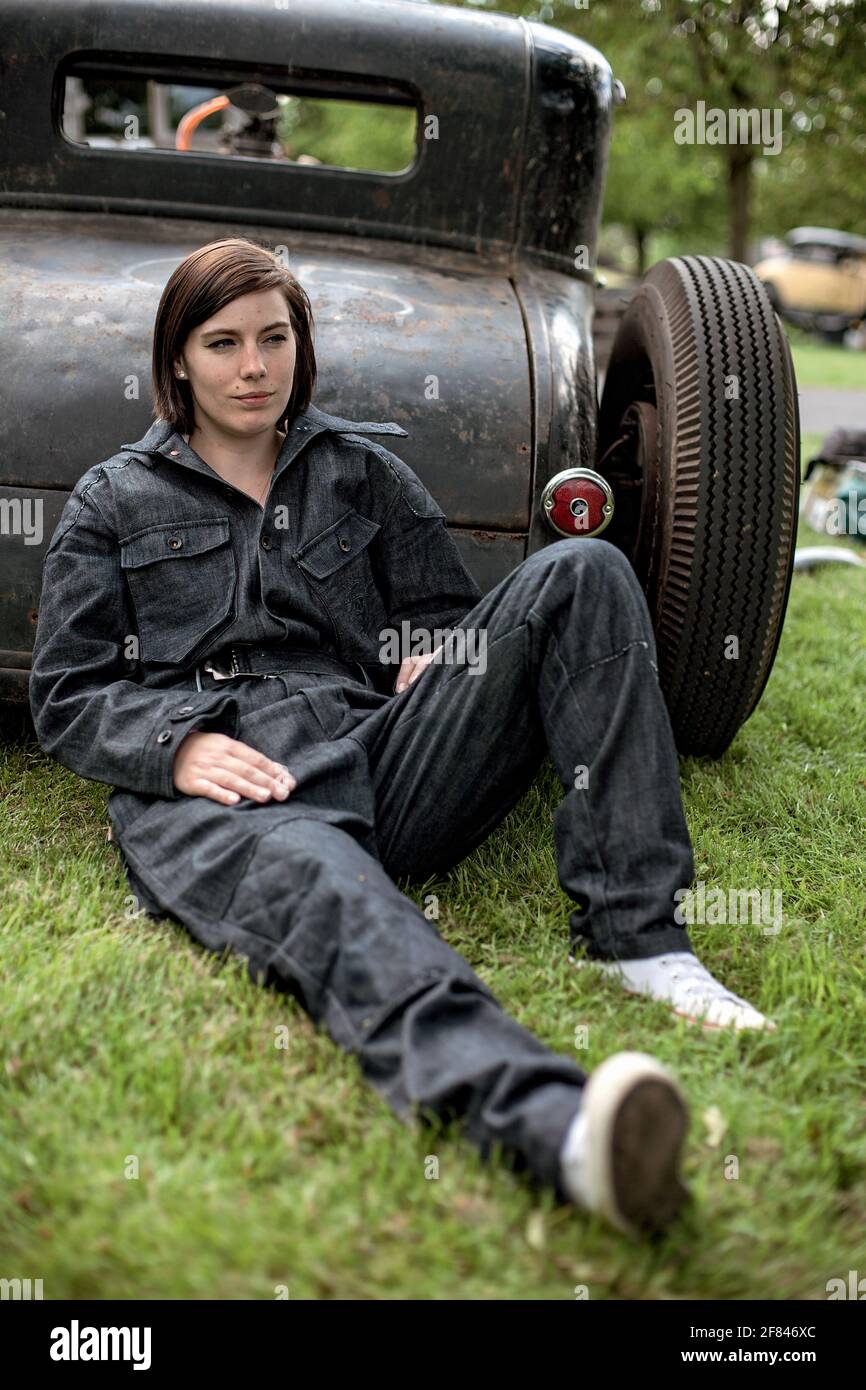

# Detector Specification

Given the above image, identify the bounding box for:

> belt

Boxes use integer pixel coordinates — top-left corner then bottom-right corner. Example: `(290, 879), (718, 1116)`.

(196, 644), (371, 687)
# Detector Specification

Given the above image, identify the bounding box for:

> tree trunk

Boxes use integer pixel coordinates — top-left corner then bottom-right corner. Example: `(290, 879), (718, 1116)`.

(728, 149), (752, 263)
(634, 226), (647, 277)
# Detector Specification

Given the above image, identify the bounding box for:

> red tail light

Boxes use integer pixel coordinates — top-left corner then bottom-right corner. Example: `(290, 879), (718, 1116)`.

(541, 468), (614, 538)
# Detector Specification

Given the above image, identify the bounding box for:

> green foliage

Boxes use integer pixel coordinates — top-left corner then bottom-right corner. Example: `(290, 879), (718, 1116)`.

(444, 0), (866, 264)
(276, 96), (416, 173)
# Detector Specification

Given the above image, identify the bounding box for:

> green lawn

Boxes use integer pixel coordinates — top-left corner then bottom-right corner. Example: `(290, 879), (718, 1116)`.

(787, 327), (866, 391)
(2, 424), (865, 1299)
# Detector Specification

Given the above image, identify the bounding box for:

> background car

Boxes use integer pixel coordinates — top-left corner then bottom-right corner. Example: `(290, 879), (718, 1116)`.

(754, 225), (866, 341)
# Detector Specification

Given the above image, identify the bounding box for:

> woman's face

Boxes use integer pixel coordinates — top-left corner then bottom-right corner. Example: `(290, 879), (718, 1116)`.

(174, 286), (297, 439)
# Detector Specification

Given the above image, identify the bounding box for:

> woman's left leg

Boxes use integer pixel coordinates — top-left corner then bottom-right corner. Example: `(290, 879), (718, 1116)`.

(352, 537), (774, 1031)
(356, 537), (695, 961)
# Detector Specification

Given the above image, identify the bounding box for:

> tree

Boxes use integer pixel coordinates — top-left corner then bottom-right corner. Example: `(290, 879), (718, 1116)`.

(446, 0), (866, 263)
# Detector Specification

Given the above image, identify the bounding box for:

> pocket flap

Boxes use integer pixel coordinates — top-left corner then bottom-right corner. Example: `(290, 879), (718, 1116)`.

(120, 518), (231, 569)
(296, 509), (381, 580)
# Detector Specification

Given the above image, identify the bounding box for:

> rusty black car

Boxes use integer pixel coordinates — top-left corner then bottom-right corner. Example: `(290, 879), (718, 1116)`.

(0, 0), (800, 756)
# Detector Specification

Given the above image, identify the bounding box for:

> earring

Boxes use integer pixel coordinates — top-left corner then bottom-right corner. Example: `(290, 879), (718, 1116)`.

(177, 370), (186, 378)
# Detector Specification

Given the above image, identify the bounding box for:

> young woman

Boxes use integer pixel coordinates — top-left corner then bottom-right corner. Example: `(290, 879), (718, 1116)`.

(29, 237), (774, 1241)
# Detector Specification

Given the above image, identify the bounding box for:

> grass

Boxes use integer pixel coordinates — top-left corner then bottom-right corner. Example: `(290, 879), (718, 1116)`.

(786, 327), (866, 391)
(2, 408), (865, 1299)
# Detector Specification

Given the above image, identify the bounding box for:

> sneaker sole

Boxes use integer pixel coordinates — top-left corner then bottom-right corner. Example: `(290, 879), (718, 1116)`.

(580, 1051), (690, 1238)
(672, 1006), (777, 1033)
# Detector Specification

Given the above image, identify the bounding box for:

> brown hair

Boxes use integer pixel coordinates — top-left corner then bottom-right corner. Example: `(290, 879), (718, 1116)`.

(151, 237), (317, 436)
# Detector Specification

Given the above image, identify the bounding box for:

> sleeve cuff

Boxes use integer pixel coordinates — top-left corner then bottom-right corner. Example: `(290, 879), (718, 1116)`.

(143, 690), (241, 800)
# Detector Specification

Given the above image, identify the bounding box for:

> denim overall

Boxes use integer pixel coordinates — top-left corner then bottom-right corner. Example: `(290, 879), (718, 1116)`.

(29, 403), (695, 1202)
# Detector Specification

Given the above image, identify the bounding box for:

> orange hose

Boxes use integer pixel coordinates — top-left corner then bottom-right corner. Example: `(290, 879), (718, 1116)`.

(175, 94), (231, 151)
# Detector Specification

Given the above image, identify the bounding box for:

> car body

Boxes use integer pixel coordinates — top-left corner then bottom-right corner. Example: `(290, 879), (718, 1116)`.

(0, 0), (616, 709)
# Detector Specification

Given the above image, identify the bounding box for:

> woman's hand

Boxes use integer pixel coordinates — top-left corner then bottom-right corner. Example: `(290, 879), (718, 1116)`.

(173, 731), (295, 805)
(394, 648), (441, 693)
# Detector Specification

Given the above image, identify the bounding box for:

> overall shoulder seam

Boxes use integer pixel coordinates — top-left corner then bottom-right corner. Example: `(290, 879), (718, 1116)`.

(52, 457), (132, 543)
(357, 439), (445, 521)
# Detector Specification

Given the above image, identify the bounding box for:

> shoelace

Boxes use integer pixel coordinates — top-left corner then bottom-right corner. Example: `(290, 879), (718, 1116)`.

(654, 955), (745, 1004)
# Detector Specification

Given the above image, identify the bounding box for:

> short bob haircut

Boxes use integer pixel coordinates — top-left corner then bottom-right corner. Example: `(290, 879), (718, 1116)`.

(151, 237), (317, 437)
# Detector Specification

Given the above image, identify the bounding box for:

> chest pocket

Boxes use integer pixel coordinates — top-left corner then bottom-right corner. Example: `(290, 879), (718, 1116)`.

(295, 508), (387, 658)
(120, 517), (236, 666)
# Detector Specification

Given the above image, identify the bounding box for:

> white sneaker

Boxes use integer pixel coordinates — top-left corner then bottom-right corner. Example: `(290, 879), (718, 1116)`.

(570, 950), (776, 1032)
(560, 1051), (690, 1238)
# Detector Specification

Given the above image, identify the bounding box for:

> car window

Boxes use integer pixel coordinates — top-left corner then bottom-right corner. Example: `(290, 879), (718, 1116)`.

(62, 70), (417, 174)
(793, 244), (838, 264)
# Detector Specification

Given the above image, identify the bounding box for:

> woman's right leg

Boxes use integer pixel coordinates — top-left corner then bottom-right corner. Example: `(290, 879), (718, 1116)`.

(113, 797), (589, 1204)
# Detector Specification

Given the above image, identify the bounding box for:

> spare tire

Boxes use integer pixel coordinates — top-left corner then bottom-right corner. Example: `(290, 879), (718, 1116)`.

(595, 254), (800, 757)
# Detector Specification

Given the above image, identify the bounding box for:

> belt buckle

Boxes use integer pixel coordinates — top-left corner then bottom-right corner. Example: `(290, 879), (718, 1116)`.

(202, 653), (236, 681)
